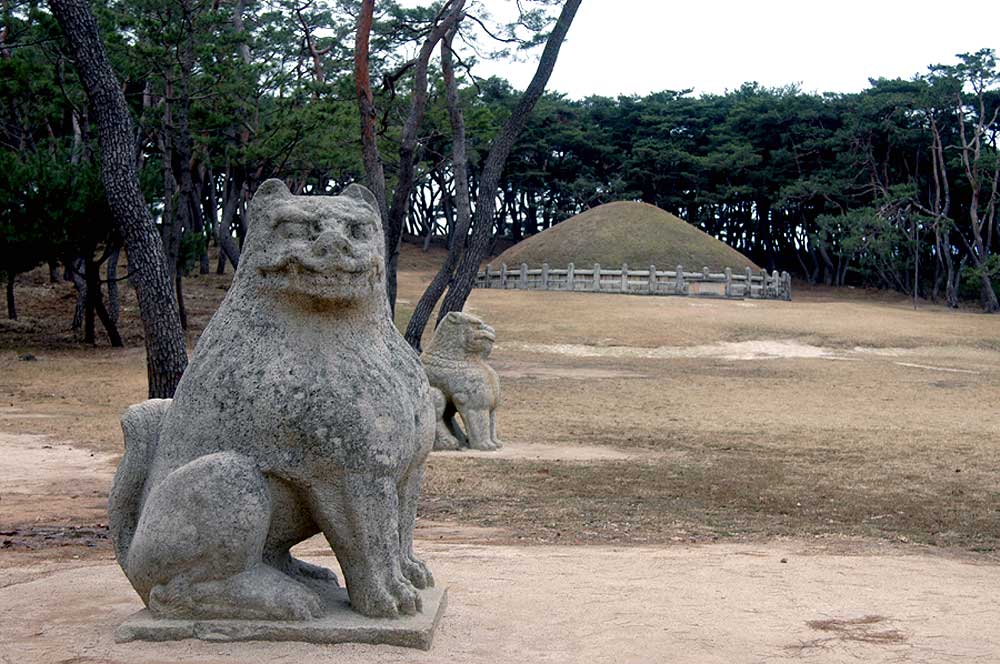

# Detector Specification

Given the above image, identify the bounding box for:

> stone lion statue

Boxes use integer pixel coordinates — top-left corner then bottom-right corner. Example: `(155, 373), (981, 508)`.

(421, 311), (503, 451)
(108, 179), (435, 622)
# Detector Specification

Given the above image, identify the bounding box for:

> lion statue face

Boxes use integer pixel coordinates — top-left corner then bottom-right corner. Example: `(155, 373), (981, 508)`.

(241, 180), (385, 306)
(427, 311), (496, 359)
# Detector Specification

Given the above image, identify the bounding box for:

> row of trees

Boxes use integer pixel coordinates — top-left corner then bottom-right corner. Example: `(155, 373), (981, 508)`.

(1, 1), (998, 395)
(1, 0), (581, 394)
(394, 55), (1000, 310)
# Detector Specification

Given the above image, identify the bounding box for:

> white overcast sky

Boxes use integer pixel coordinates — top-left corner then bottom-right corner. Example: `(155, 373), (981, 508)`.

(454, 0), (999, 98)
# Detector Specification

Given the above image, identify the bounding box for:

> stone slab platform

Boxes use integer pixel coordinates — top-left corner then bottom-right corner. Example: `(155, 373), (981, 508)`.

(114, 585), (447, 650)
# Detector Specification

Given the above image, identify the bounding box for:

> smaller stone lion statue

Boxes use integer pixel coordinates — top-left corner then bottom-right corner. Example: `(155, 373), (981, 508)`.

(421, 312), (503, 451)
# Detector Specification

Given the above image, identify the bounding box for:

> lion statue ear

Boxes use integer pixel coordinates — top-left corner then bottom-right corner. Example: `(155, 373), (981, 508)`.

(255, 179), (293, 200)
(246, 179), (292, 235)
(341, 183), (380, 213)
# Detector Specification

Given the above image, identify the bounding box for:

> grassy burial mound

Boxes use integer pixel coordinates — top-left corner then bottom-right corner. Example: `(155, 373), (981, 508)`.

(495, 201), (759, 272)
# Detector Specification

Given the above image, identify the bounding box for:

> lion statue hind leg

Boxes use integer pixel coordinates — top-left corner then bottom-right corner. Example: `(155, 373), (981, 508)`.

(126, 451), (323, 621)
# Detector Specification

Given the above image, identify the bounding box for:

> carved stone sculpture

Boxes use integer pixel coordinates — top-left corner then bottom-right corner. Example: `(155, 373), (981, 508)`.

(108, 180), (440, 642)
(421, 312), (503, 451)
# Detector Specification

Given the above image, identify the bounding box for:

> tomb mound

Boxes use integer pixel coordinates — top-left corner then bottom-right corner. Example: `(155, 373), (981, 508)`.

(494, 201), (759, 272)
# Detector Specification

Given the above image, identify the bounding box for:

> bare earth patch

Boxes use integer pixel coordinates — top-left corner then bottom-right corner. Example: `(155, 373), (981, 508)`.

(503, 339), (998, 372)
(501, 338), (842, 360)
(1, 541), (997, 664)
(0, 432), (115, 526)
(797, 614), (908, 651)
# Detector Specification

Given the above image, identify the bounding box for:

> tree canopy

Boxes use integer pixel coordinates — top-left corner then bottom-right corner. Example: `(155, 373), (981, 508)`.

(1, 0), (998, 324)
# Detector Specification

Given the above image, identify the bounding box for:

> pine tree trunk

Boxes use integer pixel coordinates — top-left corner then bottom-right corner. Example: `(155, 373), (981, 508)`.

(5, 272), (15, 320)
(67, 258), (87, 331)
(84, 258), (97, 344)
(174, 59), (201, 278)
(404, 27), (472, 350)
(980, 274), (999, 313)
(354, 0), (390, 268)
(106, 245), (120, 324)
(49, 0), (188, 397)
(355, 0), (464, 315)
(85, 256), (123, 347)
(176, 273), (188, 330)
(94, 289), (123, 347)
(190, 187), (210, 275)
(160, 89), (182, 282)
(191, 170), (216, 274)
(216, 168), (243, 272)
(947, 273), (960, 308)
(437, 0), (582, 321)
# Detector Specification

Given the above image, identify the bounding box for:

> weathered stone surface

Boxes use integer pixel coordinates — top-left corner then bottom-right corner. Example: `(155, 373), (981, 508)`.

(421, 312), (503, 451)
(115, 586), (447, 650)
(108, 179), (439, 637)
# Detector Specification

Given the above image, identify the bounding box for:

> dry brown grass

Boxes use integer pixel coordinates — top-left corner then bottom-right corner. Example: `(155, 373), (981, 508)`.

(3, 244), (1000, 557)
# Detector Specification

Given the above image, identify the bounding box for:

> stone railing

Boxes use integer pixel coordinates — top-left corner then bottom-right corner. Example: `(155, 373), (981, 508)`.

(474, 263), (792, 301)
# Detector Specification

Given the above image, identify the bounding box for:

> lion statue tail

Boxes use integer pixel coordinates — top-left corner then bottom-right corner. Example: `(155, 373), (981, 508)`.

(108, 398), (171, 566)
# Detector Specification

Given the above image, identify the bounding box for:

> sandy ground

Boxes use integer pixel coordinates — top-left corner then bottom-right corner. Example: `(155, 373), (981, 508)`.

(501, 338), (999, 373)
(2, 539), (998, 664)
(0, 429), (116, 525)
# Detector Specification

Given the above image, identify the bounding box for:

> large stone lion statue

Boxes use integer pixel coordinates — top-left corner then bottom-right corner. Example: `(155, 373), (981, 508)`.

(421, 311), (504, 452)
(108, 179), (435, 622)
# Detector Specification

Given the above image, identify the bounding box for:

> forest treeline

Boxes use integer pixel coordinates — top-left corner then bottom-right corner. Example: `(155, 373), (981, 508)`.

(492, 64), (1000, 311)
(2, 0), (999, 346)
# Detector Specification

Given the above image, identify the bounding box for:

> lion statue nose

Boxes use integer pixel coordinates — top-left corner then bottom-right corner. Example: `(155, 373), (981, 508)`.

(312, 228), (352, 258)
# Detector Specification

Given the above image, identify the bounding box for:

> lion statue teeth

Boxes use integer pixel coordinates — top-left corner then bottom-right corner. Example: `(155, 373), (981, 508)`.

(421, 311), (504, 452)
(107, 179), (436, 623)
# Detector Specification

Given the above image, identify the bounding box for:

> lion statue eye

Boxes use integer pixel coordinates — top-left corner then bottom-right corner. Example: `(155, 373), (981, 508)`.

(350, 223), (369, 240)
(278, 221), (311, 240)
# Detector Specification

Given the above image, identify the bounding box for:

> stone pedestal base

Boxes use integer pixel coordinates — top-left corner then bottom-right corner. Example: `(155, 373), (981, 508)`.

(114, 585), (447, 650)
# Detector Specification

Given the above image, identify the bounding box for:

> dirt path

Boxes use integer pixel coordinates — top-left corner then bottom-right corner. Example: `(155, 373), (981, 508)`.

(0, 430), (115, 525)
(501, 338), (1000, 372)
(1, 539), (997, 664)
